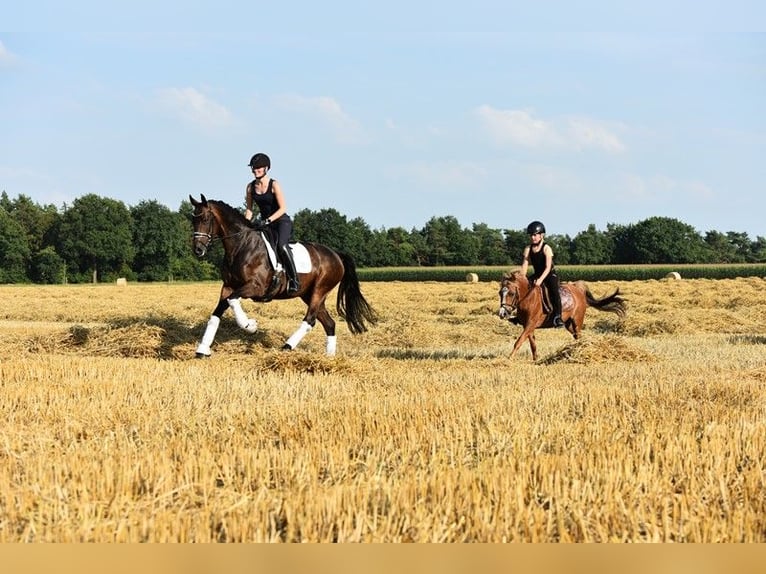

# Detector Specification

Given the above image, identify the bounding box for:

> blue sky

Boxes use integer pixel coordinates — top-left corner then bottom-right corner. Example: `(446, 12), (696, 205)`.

(2, 1), (764, 238)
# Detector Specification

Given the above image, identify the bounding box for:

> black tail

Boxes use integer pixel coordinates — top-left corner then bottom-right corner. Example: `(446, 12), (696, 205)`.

(585, 287), (627, 318)
(336, 252), (378, 334)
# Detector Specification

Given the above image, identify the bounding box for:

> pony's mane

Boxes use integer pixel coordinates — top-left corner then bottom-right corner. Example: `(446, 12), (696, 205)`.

(503, 269), (525, 281)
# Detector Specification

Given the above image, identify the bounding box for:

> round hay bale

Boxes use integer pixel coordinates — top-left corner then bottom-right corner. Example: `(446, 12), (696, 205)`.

(465, 273), (479, 283)
(665, 271), (681, 280)
(116, 277), (128, 286)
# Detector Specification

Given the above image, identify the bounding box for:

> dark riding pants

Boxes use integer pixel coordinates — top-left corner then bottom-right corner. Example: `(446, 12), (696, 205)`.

(541, 272), (562, 318)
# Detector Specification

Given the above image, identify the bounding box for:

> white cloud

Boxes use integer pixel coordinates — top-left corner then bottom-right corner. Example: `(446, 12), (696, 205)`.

(620, 173), (713, 202)
(565, 117), (626, 153)
(274, 94), (367, 144)
(394, 161), (488, 190)
(475, 105), (625, 153)
(156, 87), (232, 129)
(0, 40), (19, 66)
(476, 106), (562, 148)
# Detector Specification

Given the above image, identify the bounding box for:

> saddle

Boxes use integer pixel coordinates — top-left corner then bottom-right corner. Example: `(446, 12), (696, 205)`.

(257, 231), (310, 301)
(528, 277), (553, 315)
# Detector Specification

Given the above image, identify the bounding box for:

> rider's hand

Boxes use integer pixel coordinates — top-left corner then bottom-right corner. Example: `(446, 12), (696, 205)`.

(250, 218), (268, 231)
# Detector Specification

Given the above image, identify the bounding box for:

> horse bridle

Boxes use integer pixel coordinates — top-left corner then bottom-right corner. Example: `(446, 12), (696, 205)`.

(192, 210), (215, 251)
(192, 207), (251, 257)
(499, 283), (519, 318)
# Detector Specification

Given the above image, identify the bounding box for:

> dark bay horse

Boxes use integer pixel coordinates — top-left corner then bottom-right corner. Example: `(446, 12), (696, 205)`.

(497, 269), (626, 361)
(189, 194), (377, 357)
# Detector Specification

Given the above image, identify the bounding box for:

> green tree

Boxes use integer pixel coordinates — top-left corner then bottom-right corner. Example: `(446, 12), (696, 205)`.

(545, 234), (572, 265)
(704, 230), (741, 263)
(30, 246), (66, 284)
(473, 223), (511, 265)
(131, 200), (186, 281)
(0, 206), (31, 282)
(617, 217), (707, 264)
(503, 229), (528, 267)
(345, 216), (373, 265)
(294, 208), (351, 253)
(725, 231), (754, 262)
(1, 192), (60, 255)
(607, 223), (635, 264)
(380, 227), (422, 266)
(418, 216), (478, 265)
(750, 236), (766, 263)
(571, 224), (614, 264)
(57, 194), (134, 283)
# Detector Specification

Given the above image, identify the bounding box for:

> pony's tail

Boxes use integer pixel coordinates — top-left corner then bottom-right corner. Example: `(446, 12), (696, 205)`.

(585, 287), (627, 318)
(336, 251), (379, 334)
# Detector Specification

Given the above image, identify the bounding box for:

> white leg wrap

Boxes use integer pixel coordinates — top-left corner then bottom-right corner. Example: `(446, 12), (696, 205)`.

(285, 321), (313, 349)
(227, 298), (258, 333)
(196, 315), (221, 356)
(326, 335), (337, 357)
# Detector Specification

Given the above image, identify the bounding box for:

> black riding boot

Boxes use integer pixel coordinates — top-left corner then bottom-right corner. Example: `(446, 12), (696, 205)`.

(547, 273), (565, 327)
(280, 245), (300, 293)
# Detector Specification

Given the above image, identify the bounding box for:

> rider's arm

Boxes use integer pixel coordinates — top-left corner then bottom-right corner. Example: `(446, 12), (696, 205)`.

(534, 245), (554, 286)
(520, 246), (530, 278)
(265, 180), (287, 223)
(244, 183), (254, 221)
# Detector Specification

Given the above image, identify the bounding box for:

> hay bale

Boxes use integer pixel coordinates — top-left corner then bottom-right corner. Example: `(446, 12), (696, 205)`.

(665, 271), (681, 280)
(116, 277), (128, 286)
(465, 273), (479, 283)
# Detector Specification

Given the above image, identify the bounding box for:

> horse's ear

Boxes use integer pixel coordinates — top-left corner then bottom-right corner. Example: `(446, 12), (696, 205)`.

(200, 194), (208, 206)
(189, 194), (198, 206)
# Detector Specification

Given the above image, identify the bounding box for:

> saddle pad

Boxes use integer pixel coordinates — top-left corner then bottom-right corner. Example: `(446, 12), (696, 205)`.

(560, 288), (574, 310)
(261, 234), (312, 273)
(291, 243), (311, 273)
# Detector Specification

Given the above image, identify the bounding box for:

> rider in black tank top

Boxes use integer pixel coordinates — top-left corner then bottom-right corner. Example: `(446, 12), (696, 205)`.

(244, 153), (300, 293)
(519, 220), (564, 327)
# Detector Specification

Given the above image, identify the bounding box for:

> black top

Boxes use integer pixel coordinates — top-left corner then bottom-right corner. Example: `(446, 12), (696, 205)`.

(528, 242), (554, 278)
(249, 179), (286, 221)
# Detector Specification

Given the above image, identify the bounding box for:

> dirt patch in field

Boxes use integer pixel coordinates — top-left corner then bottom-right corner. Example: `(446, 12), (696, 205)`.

(540, 335), (656, 365)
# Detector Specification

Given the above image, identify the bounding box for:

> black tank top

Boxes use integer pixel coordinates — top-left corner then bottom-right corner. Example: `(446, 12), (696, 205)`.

(528, 242), (553, 278)
(249, 179), (285, 221)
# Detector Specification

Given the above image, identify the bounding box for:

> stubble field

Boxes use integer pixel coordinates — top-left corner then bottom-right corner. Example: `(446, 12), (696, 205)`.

(0, 275), (764, 542)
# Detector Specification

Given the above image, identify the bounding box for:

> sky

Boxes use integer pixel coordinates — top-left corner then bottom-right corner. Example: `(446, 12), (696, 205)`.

(1, 1), (765, 238)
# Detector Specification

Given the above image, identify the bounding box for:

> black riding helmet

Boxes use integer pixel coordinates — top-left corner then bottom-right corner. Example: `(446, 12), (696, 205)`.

(248, 153), (271, 170)
(526, 221), (546, 235)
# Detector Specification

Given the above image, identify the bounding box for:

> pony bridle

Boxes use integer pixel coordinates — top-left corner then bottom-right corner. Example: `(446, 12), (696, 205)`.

(498, 284), (519, 320)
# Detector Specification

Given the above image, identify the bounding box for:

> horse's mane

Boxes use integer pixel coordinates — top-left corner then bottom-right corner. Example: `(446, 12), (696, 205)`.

(209, 199), (249, 225)
(503, 269), (526, 282)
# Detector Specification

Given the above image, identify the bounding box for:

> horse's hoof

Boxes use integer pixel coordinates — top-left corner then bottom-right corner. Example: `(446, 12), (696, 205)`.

(281, 344), (293, 351)
(195, 353), (210, 359)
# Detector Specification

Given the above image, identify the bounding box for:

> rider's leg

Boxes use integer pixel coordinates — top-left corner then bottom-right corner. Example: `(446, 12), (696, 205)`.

(546, 273), (564, 327)
(274, 219), (300, 293)
(280, 244), (300, 293)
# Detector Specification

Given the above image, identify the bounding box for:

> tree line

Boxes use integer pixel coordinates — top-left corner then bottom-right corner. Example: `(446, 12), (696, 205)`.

(1, 191), (764, 284)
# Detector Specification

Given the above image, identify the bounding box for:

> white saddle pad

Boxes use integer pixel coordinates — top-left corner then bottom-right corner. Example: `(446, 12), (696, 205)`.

(262, 235), (312, 273)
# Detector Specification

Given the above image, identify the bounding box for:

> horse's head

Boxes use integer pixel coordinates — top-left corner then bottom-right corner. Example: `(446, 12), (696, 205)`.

(189, 194), (219, 258)
(497, 270), (527, 320)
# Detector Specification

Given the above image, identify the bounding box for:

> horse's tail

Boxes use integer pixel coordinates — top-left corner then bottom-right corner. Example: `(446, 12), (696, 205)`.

(336, 251), (379, 334)
(584, 286), (627, 318)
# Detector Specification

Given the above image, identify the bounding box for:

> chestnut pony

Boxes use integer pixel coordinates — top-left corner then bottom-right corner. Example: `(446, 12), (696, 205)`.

(189, 194), (377, 357)
(498, 269), (626, 360)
